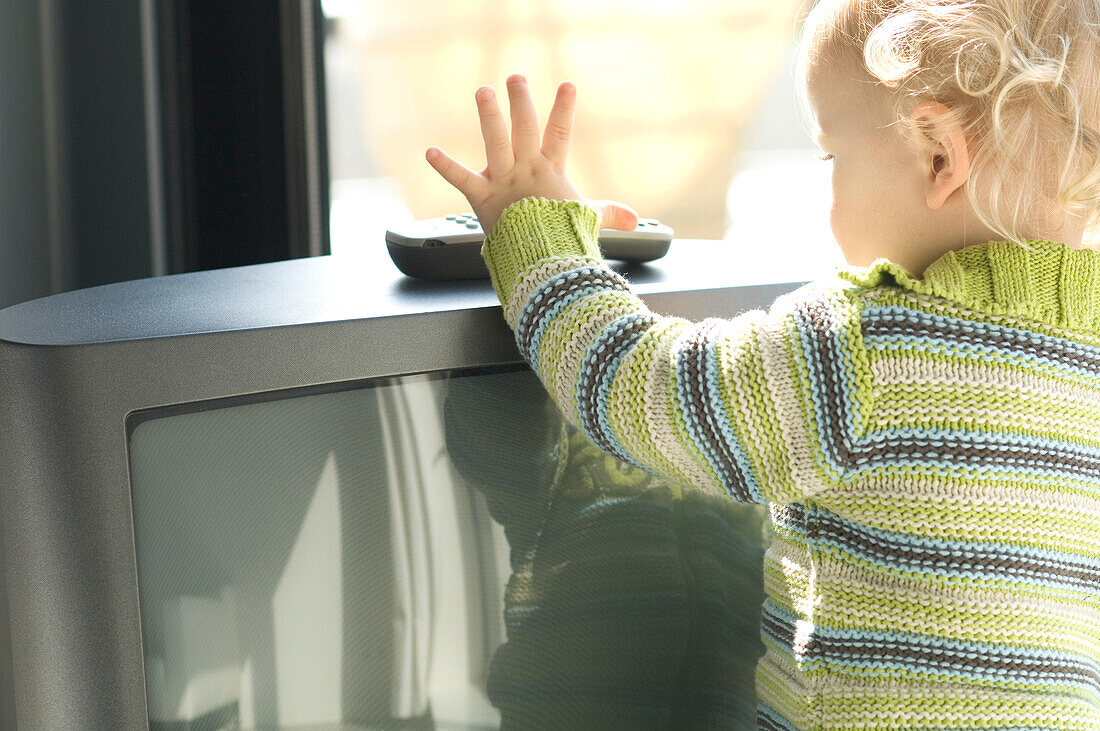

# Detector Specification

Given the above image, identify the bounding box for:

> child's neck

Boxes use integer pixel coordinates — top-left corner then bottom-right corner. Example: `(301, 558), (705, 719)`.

(898, 218), (1090, 279)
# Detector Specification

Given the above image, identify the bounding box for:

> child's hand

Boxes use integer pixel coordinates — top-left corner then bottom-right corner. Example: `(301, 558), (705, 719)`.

(425, 74), (638, 236)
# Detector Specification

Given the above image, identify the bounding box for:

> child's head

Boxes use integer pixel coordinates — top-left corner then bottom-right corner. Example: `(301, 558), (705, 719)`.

(799, 0), (1100, 272)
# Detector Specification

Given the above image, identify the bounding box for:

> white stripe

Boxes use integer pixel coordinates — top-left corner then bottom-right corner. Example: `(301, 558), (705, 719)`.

(814, 553), (1100, 651)
(763, 536), (817, 616)
(758, 308), (825, 502)
(712, 316), (788, 502)
(870, 401), (1100, 441)
(820, 477), (1100, 555)
(868, 354), (1100, 450)
(504, 256), (601, 327)
(871, 354), (1100, 404)
(639, 320), (718, 491)
(544, 296), (640, 428)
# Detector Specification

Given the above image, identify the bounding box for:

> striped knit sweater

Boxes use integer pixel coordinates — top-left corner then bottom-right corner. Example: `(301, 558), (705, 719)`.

(482, 197), (1100, 730)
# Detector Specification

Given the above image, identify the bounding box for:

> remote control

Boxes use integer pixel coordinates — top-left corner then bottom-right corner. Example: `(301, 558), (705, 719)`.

(386, 213), (674, 280)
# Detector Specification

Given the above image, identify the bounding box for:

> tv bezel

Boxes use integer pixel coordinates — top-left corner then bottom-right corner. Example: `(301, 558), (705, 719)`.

(0, 243), (809, 727)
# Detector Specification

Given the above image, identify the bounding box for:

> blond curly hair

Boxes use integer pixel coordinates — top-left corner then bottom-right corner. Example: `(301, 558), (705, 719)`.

(802, 0), (1100, 244)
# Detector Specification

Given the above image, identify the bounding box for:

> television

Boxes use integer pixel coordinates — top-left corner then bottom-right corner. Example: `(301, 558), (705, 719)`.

(0, 239), (809, 728)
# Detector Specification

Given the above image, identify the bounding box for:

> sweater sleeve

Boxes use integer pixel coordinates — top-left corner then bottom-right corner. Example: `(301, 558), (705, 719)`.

(483, 197), (872, 505)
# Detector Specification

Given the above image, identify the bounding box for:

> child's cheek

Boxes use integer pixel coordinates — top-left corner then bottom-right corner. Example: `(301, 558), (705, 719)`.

(828, 167), (852, 247)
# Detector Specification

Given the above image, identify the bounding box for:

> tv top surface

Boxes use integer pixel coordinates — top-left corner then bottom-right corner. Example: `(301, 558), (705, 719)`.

(0, 237), (820, 347)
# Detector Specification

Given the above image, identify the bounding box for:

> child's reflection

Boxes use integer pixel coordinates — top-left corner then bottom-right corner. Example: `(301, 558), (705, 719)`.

(444, 371), (767, 730)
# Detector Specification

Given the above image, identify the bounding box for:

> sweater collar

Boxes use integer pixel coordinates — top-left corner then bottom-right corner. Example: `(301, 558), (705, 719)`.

(838, 239), (1100, 331)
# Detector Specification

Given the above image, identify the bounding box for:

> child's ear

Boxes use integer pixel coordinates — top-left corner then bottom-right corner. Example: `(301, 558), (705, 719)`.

(909, 100), (971, 210)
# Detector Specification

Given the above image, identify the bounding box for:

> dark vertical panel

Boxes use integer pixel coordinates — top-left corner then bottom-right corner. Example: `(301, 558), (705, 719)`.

(1, 0), (155, 306)
(0, 0), (334, 306)
(281, 0), (330, 262)
(190, 2), (289, 270)
(158, 0), (330, 273)
(60, 2), (154, 290)
(0, 0), (53, 308)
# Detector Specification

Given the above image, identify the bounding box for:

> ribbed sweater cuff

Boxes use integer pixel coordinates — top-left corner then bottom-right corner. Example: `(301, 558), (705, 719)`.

(482, 198), (603, 303)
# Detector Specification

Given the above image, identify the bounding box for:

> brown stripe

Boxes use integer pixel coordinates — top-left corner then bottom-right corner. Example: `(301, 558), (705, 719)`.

(864, 308), (1100, 372)
(576, 314), (657, 460)
(515, 267), (631, 361)
(678, 321), (754, 502)
(815, 510), (1100, 592)
(795, 298), (858, 470)
(760, 605), (1100, 688)
(757, 708), (796, 731)
(851, 435), (1100, 479)
(817, 304), (1100, 479)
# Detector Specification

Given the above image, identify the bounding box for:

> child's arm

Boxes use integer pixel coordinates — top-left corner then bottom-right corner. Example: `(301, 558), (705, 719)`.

(427, 76), (863, 504)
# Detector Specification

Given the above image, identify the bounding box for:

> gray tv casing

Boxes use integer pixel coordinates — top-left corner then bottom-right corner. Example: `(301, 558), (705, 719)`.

(0, 240), (806, 728)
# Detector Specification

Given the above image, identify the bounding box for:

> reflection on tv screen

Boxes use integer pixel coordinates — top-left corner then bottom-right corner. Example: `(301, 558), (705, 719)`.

(129, 367), (768, 729)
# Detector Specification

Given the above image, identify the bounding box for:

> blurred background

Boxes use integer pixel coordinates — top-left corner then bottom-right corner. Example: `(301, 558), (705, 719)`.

(323, 0), (839, 274)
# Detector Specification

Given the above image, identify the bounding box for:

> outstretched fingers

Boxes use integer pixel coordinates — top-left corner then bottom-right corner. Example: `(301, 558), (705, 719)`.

(507, 75), (541, 160)
(475, 86), (513, 176)
(541, 81), (576, 166)
(425, 147), (486, 202)
(426, 76), (589, 229)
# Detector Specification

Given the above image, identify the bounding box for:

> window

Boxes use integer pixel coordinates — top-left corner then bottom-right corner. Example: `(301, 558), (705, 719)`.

(323, 0), (841, 277)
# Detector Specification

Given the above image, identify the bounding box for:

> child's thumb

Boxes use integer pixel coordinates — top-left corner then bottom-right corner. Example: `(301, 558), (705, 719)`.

(591, 200), (639, 231)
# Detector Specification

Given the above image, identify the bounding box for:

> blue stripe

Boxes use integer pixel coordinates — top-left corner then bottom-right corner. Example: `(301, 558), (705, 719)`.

(704, 324), (765, 502)
(592, 314), (657, 466)
(848, 454), (1100, 479)
(864, 304), (1100, 356)
(811, 508), (1100, 592)
(792, 300), (864, 481)
(863, 305), (1100, 380)
(522, 284), (600, 374)
(842, 427), (1100, 487)
(761, 601), (1100, 693)
(576, 314), (657, 469)
(757, 702), (799, 730)
(674, 322), (753, 499)
(673, 325), (723, 490)
(850, 426), (1100, 457)
(515, 266), (631, 375)
(865, 334), (1100, 388)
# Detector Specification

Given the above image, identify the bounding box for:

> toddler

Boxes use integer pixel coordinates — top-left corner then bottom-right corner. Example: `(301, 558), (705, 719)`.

(426, 0), (1100, 727)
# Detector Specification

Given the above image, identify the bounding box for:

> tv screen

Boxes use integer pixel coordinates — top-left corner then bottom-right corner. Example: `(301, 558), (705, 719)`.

(128, 365), (768, 729)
